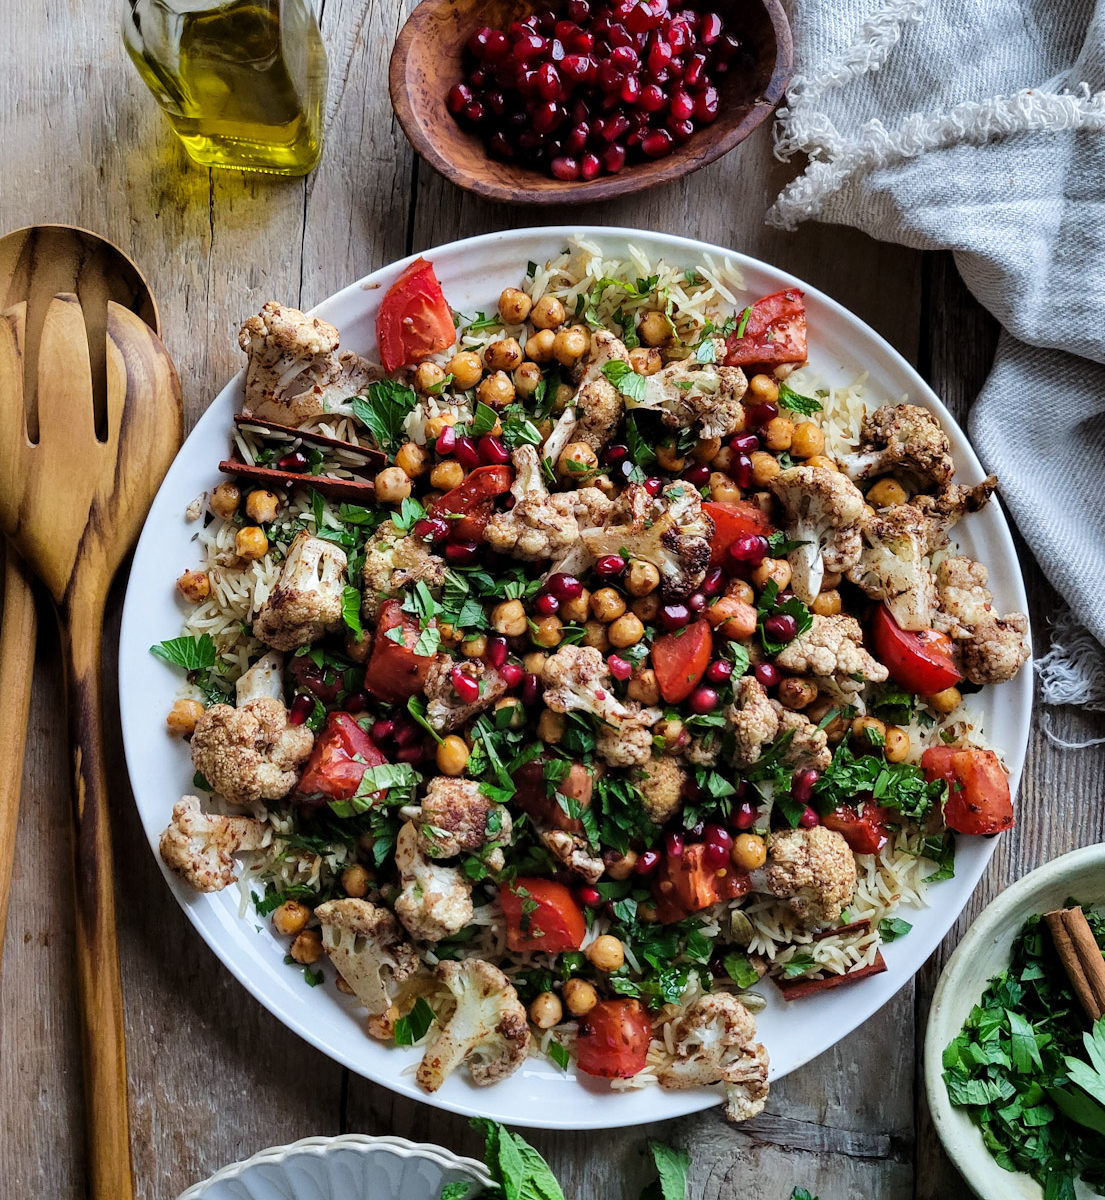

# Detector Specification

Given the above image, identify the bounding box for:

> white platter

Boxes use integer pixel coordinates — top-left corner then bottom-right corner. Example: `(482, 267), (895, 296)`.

(120, 227), (1032, 1129)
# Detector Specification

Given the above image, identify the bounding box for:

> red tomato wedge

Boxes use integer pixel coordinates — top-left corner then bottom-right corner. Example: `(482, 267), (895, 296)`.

(576, 999), (652, 1079)
(724, 288), (808, 367)
(376, 257), (456, 372)
(651, 619), (713, 703)
(921, 747), (1014, 836)
(653, 843), (751, 923)
(431, 465), (514, 519)
(297, 713), (387, 804)
(871, 604), (962, 695)
(500, 877), (586, 954)
(820, 804), (895, 854)
(702, 500), (774, 567)
(363, 599), (436, 704)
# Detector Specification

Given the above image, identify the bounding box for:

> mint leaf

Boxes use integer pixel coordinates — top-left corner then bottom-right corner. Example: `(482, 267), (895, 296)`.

(351, 379), (418, 454)
(341, 586), (363, 638)
(469, 400), (499, 437)
(603, 358), (647, 403)
(393, 996), (435, 1045)
(878, 917), (912, 942)
(150, 634), (217, 672)
(694, 338), (716, 364)
(777, 381), (823, 415)
(722, 951), (760, 989)
(640, 1141), (689, 1200)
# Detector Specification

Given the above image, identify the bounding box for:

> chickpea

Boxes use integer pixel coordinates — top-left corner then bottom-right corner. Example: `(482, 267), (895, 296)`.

(272, 900), (310, 937)
(437, 621), (461, 649)
(477, 371), (516, 409)
(763, 415), (794, 453)
(530, 991), (563, 1029)
(748, 373), (780, 403)
(713, 445), (736, 473)
(177, 569), (210, 604)
(807, 699), (850, 744)
(436, 735), (470, 776)
(851, 715), (888, 746)
(563, 978), (599, 1017)
(731, 833), (767, 871)
(625, 559), (661, 597)
(484, 338), (523, 372)
(638, 903), (660, 923)
(884, 725), (911, 763)
(290, 928), (324, 965)
(929, 685), (962, 714)
(727, 578), (756, 605)
(447, 350), (484, 390)
(335, 975), (355, 996)
(414, 361), (446, 393)
(531, 615), (564, 648)
(490, 598), (527, 637)
(342, 864), (372, 898)
(588, 589), (625, 625)
(751, 557), (792, 592)
(821, 572), (843, 591)
(395, 441), (428, 479)
(245, 489), (279, 524)
(632, 593), (662, 623)
(557, 441), (600, 483)
(209, 481), (241, 520)
(514, 361), (543, 397)
(586, 934), (625, 972)
(709, 473), (741, 504)
(166, 697), (204, 736)
(629, 346), (662, 376)
(425, 412), (457, 440)
(430, 460), (465, 491)
(867, 477), (909, 508)
(791, 421), (825, 459)
(374, 466), (412, 504)
(655, 441), (686, 472)
(627, 668), (661, 706)
(750, 450), (781, 487)
(654, 717), (687, 752)
(525, 328), (556, 363)
(461, 633), (488, 658)
(638, 310), (673, 346)
(553, 325), (590, 366)
(499, 287), (533, 325)
(531, 295), (566, 330)
(608, 612), (645, 648)
(553, 382), (575, 410)
(605, 849), (638, 881)
(805, 454), (838, 472)
(495, 696), (527, 730)
(582, 620), (610, 651)
(537, 708), (566, 743)
(811, 589), (842, 617)
(235, 525), (269, 560)
(778, 677), (818, 710)
(693, 436), (722, 463)
(345, 631), (370, 663)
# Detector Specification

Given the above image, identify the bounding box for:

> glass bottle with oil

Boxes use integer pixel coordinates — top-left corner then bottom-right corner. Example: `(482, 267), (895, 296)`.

(123, 0), (328, 176)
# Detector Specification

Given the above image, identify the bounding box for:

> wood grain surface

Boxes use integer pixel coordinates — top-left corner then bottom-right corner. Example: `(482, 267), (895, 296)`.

(1, 3), (1102, 1198)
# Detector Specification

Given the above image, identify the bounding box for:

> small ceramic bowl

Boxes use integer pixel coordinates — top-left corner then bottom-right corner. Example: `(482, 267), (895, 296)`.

(175, 1134), (493, 1200)
(924, 843), (1105, 1200)
(388, 0), (792, 205)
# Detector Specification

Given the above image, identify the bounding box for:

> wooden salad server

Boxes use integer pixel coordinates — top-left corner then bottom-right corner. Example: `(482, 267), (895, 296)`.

(0, 225), (182, 1200)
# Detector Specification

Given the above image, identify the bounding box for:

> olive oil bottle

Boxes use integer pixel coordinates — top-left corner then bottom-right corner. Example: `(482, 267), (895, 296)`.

(123, 0), (328, 176)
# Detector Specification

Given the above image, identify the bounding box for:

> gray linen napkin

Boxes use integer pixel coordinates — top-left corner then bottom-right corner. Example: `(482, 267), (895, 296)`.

(768, 0), (1105, 719)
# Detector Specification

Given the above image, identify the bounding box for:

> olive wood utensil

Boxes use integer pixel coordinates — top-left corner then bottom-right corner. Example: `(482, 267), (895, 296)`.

(0, 228), (181, 1200)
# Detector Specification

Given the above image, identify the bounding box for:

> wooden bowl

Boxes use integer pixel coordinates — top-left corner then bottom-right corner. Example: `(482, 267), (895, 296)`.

(389, 0), (792, 205)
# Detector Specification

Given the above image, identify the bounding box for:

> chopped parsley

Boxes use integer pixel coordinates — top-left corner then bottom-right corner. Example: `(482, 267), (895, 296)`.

(812, 740), (946, 824)
(393, 996), (435, 1045)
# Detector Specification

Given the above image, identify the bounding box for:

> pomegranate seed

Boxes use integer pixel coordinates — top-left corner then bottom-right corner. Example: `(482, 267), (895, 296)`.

(703, 823), (733, 849)
(547, 572), (583, 600)
(706, 658), (732, 684)
(611, 44), (639, 71)
(764, 613), (798, 644)
(745, 401), (779, 426)
(462, 100), (486, 125)
(669, 117), (695, 143)
(660, 602), (689, 630)
(288, 694), (314, 725)
(485, 635), (509, 668)
(702, 567), (725, 596)
(638, 82), (667, 112)
(799, 806), (821, 829)
(396, 743), (425, 765)
(606, 21), (634, 48)
(754, 661), (780, 688)
(627, 0), (668, 33)
(733, 452), (753, 488)
(733, 800), (757, 830)
(687, 591), (706, 612)
(728, 534), (768, 566)
(513, 33), (548, 62)
(703, 841), (729, 868)
(549, 39), (566, 62)
(413, 516), (449, 543)
(667, 19), (692, 53)
(792, 768), (820, 805)
(478, 434), (511, 465)
(451, 665), (480, 703)
(393, 719), (421, 747)
(534, 63), (564, 100)
(595, 553), (626, 579)
(445, 540), (480, 565)
(555, 19), (578, 41)
(603, 444), (629, 465)
(601, 112), (631, 142)
(730, 432), (759, 453)
(370, 718), (394, 744)
(521, 672), (540, 706)
(603, 142), (627, 172)
(484, 90), (507, 116)
(446, 84), (474, 116)
(683, 52), (707, 87)
(433, 425), (456, 456)
(717, 31), (742, 61)
(689, 685), (718, 714)
(647, 37), (674, 75)
(469, 66), (488, 88)
(635, 848), (662, 875)
(643, 476), (664, 496)
(641, 127), (674, 157)
(466, 26), (492, 55)
(578, 885), (602, 906)
(566, 122), (589, 154)
(567, 0), (591, 22)
(669, 89), (694, 121)
(533, 101), (566, 134)
(698, 11), (723, 43)
(550, 154), (581, 181)
(499, 662), (524, 688)
(620, 74), (642, 104)
(535, 592), (560, 616)
(273, 450), (308, 474)
(581, 152), (602, 180)
(665, 831), (685, 857)
(682, 463), (710, 486)
(694, 85), (720, 123)
(488, 132), (514, 159)
(561, 53), (596, 85)
(607, 654), (632, 680)
(567, 29), (594, 52)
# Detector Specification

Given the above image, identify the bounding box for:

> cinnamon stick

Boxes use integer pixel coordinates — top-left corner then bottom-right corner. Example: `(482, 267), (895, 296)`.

(1044, 907), (1105, 1021)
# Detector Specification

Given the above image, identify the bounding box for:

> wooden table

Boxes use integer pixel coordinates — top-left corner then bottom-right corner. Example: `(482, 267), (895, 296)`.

(2, 3), (1102, 1197)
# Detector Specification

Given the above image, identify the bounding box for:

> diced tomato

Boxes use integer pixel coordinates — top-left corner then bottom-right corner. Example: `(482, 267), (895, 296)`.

(297, 712), (387, 804)
(702, 500), (774, 567)
(362, 599), (436, 704)
(576, 999), (652, 1079)
(871, 604), (962, 695)
(653, 843), (751, 923)
(724, 289), (808, 367)
(820, 804), (895, 854)
(651, 619), (713, 703)
(431, 465), (514, 520)
(921, 747), (1014, 836)
(512, 758), (594, 833)
(287, 653), (343, 704)
(375, 257), (456, 373)
(500, 877), (586, 954)
(449, 500), (493, 542)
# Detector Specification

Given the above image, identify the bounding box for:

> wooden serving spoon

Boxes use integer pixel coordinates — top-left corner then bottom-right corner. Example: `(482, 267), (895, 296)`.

(0, 227), (182, 1200)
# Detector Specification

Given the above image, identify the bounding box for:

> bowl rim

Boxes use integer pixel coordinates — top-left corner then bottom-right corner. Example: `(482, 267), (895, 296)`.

(923, 842), (1105, 1200)
(387, 0), (794, 205)
(174, 1133), (495, 1200)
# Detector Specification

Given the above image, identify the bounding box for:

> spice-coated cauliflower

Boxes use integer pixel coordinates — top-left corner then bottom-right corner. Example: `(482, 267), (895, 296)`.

(572, 330), (632, 451)
(846, 505), (937, 632)
(415, 958), (530, 1092)
(393, 820), (474, 942)
(191, 697), (314, 806)
(235, 650), (284, 705)
(402, 777), (513, 859)
(726, 677), (830, 771)
(757, 825), (857, 925)
(772, 705), (832, 772)
(635, 754), (687, 824)
(253, 531), (348, 651)
(657, 992), (770, 1124)
(769, 466), (867, 603)
(361, 521), (447, 622)
(934, 556), (1030, 685)
(314, 899), (422, 1016)
(627, 339), (749, 438)
(773, 614), (889, 699)
(159, 795), (271, 892)
(484, 445), (583, 562)
(422, 656), (507, 733)
(238, 301), (376, 426)
(844, 403), (954, 489)
(913, 477), (997, 550)
(542, 829), (605, 884)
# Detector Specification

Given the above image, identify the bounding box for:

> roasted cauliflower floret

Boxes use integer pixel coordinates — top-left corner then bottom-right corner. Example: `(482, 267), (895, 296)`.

(402, 777), (513, 859)
(728, 676), (780, 767)
(253, 531), (348, 651)
(485, 445), (581, 562)
(635, 754), (687, 824)
(769, 466), (866, 603)
(235, 650), (284, 705)
(422, 656), (507, 733)
(656, 993), (770, 1124)
(846, 505), (937, 632)
(913, 477), (997, 551)
(360, 521), (447, 623)
(758, 825), (856, 925)
(572, 330), (631, 450)
(582, 482), (713, 599)
(238, 301), (376, 426)
(626, 340), (749, 439)
(314, 899), (421, 1016)
(542, 830), (605, 884)
(844, 403), (954, 489)
(191, 697), (314, 806)
(594, 710), (658, 768)
(773, 614), (889, 699)
(934, 556), (1030, 684)
(393, 821), (474, 942)
(772, 704), (832, 772)
(416, 958), (530, 1092)
(159, 795), (270, 892)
